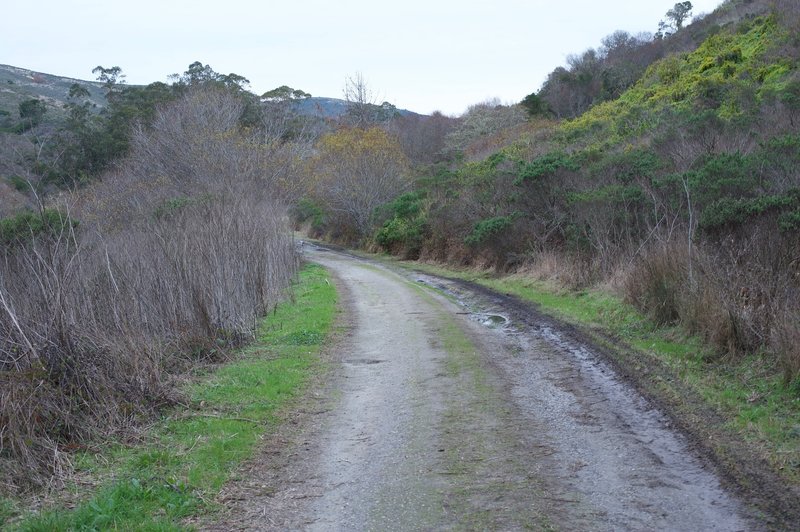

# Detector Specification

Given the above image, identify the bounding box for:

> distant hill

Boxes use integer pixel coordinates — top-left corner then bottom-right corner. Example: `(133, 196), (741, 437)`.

(293, 96), (419, 119)
(0, 64), (419, 122)
(0, 64), (107, 118)
(293, 96), (351, 119)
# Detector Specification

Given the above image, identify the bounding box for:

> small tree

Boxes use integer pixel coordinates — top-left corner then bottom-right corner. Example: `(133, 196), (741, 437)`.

(312, 127), (410, 239)
(18, 99), (46, 130)
(520, 92), (548, 117)
(657, 2), (693, 38)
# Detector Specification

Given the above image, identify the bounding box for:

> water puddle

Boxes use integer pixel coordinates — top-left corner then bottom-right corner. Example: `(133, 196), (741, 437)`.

(344, 358), (385, 365)
(472, 313), (509, 328)
(415, 276), (510, 329)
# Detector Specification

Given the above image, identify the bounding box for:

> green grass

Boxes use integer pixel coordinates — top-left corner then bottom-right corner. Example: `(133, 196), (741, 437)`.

(7, 263), (337, 531)
(372, 254), (800, 483)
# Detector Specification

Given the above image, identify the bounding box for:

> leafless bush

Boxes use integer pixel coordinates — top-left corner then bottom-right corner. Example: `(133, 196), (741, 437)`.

(444, 101), (527, 154)
(387, 112), (457, 165)
(0, 87), (299, 492)
(624, 243), (688, 325)
(516, 250), (597, 290)
(623, 227), (800, 378)
(772, 310), (800, 385)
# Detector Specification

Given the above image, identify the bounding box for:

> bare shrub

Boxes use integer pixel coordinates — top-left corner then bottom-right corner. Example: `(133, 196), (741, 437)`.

(444, 101), (527, 154)
(0, 87), (299, 492)
(624, 224), (800, 375)
(624, 243), (687, 325)
(772, 310), (800, 385)
(517, 250), (596, 290)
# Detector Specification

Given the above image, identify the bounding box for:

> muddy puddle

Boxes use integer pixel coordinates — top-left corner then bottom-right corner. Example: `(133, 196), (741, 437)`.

(416, 276), (510, 330)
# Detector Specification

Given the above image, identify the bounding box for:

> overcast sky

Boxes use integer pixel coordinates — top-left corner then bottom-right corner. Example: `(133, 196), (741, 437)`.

(2, 0), (723, 115)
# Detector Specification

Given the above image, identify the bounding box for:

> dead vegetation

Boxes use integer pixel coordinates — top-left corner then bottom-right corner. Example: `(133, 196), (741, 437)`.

(0, 87), (301, 492)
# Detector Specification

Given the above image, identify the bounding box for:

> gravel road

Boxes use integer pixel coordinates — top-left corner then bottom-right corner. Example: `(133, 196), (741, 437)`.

(209, 246), (757, 531)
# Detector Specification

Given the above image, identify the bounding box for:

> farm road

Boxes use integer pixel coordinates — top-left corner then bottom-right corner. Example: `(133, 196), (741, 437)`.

(209, 246), (755, 531)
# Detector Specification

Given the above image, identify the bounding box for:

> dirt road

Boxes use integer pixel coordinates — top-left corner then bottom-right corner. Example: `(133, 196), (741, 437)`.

(211, 246), (757, 530)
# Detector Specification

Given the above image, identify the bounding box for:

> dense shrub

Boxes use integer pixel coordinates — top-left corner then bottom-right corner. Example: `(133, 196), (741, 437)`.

(374, 192), (427, 258)
(0, 209), (77, 247)
(0, 88), (300, 492)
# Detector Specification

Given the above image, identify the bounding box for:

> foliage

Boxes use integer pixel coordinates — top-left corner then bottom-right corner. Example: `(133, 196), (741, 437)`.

(16, 99), (46, 132)
(261, 85), (311, 102)
(561, 15), (788, 144)
(0, 209), (76, 247)
(7, 176), (29, 193)
(291, 198), (326, 230)
(374, 192), (427, 257)
(465, 214), (517, 246)
(699, 191), (800, 232)
(515, 151), (578, 183)
(520, 92), (548, 117)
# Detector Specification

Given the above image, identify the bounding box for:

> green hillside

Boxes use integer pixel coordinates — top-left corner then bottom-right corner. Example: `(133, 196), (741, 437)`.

(349, 0), (800, 453)
(560, 14), (794, 145)
(319, 2), (800, 506)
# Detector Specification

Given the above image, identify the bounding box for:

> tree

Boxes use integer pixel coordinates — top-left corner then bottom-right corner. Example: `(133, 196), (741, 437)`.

(92, 65), (125, 100)
(342, 73), (396, 126)
(174, 61), (218, 85)
(261, 85), (312, 103)
(312, 127), (410, 239)
(520, 92), (548, 117)
(667, 2), (693, 29)
(657, 2), (693, 38)
(18, 99), (46, 130)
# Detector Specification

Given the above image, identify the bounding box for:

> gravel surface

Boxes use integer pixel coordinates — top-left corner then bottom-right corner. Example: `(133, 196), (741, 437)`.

(207, 246), (758, 531)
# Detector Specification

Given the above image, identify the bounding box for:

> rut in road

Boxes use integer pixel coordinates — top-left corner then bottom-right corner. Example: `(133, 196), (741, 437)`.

(210, 247), (756, 531)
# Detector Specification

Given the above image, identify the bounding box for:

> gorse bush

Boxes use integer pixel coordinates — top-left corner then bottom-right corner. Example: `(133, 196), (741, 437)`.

(358, 2), (800, 383)
(0, 87), (300, 492)
(374, 192), (427, 258)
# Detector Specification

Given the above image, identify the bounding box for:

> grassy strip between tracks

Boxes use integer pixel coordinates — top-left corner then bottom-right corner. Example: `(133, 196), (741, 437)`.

(366, 253), (800, 488)
(3, 263), (337, 531)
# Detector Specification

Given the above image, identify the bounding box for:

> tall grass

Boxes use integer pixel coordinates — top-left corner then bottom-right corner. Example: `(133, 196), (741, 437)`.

(0, 87), (300, 492)
(623, 237), (800, 381)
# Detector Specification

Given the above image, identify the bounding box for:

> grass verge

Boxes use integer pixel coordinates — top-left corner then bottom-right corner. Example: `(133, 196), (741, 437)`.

(3, 263), (336, 531)
(367, 253), (800, 487)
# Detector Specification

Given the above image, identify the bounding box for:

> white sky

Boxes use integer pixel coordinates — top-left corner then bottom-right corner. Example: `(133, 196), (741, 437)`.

(2, 0), (723, 116)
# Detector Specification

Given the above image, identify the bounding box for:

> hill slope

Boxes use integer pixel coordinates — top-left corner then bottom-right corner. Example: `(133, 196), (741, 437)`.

(357, 2), (800, 511)
(0, 64), (107, 119)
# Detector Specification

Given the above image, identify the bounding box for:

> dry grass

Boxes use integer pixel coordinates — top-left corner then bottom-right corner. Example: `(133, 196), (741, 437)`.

(623, 237), (800, 380)
(514, 250), (599, 290)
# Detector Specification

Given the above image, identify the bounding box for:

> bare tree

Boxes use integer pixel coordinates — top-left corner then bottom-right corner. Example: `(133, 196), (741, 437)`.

(312, 127), (410, 239)
(342, 73), (396, 127)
